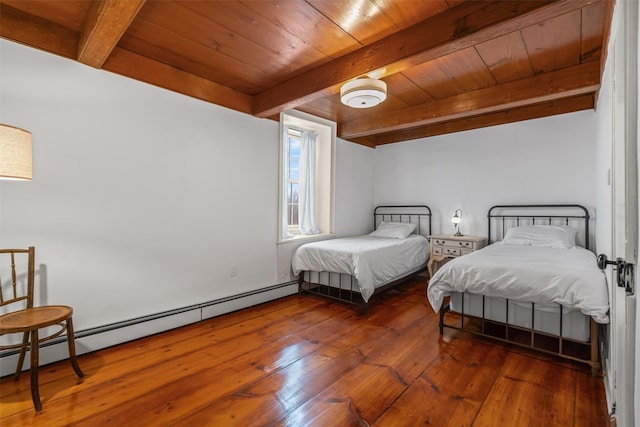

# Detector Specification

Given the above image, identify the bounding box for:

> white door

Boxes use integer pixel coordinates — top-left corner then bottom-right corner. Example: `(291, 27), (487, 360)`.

(608, 1), (638, 425)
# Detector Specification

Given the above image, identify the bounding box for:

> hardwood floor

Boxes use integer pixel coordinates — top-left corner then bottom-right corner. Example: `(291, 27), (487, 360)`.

(0, 278), (609, 426)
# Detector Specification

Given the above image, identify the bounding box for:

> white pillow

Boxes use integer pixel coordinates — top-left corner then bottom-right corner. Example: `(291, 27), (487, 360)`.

(501, 225), (576, 249)
(369, 221), (416, 239)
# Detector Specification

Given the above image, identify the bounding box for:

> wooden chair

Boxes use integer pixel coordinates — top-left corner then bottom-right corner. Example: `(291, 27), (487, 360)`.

(0, 247), (84, 411)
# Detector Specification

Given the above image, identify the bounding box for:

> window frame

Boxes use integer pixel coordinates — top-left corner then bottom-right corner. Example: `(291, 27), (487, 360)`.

(278, 110), (336, 243)
(285, 127), (301, 232)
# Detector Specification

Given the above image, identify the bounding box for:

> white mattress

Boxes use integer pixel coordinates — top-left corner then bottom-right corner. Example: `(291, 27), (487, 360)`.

(292, 234), (429, 302)
(427, 243), (609, 323)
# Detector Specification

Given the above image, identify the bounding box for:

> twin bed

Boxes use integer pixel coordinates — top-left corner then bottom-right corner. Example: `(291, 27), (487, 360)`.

(428, 204), (608, 375)
(293, 205), (431, 308)
(292, 204), (609, 374)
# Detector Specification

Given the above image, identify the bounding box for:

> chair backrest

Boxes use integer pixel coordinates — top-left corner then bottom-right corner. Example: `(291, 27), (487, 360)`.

(0, 247), (35, 310)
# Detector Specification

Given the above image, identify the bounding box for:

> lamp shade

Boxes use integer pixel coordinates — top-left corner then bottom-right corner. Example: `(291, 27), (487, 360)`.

(451, 209), (463, 236)
(340, 78), (387, 108)
(0, 124), (32, 180)
(451, 210), (461, 224)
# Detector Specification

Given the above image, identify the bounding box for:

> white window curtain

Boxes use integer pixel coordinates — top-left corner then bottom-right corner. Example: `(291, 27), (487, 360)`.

(281, 125), (293, 240)
(298, 129), (320, 235)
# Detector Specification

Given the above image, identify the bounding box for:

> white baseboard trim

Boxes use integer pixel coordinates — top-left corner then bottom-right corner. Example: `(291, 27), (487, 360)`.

(0, 281), (298, 377)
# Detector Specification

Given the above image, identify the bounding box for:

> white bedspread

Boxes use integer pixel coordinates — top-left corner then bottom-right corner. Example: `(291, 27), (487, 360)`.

(427, 244), (609, 323)
(292, 235), (429, 302)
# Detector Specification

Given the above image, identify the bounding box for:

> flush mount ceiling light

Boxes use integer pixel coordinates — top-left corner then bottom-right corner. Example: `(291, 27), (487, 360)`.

(0, 124), (32, 180)
(340, 78), (387, 108)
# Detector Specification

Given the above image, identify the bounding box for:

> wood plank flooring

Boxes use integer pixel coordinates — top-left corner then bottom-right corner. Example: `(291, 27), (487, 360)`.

(0, 277), (609, 426)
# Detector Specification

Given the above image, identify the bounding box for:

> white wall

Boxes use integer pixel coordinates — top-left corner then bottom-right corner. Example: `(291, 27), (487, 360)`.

(0, 40), (374, 335)
(373, 112), (599, 239)
(335, 139), (375, 236)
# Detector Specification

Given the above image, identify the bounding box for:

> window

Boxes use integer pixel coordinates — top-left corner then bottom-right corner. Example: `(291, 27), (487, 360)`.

(285, 128), (301, 231)
(279, 110), (336, 241)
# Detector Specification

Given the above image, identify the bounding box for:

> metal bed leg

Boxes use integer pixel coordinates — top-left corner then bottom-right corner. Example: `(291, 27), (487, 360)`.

(590, 319), (600, 377)
(439, 303), (449, 335)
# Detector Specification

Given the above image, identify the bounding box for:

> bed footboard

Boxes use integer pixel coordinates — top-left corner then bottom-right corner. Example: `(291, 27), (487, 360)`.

(439, 295), (601, 377)
(298, 271), (366, 307)
(299, 266), (427, 309)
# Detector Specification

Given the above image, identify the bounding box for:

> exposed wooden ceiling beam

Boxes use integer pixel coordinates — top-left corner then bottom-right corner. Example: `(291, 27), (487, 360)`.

(252, 0), (598, 118)
(78, 0), (146, 68)
(103, 48), (253, 114)
(0, 3), (78, 59)
(339, 61), (601, 139)
(349, 95), (595, 146)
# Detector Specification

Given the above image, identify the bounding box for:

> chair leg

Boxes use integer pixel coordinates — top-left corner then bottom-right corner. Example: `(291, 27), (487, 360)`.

(14, 331), (29, 381)
(29, 329), (42, 411)
(65, 318), (84, 378)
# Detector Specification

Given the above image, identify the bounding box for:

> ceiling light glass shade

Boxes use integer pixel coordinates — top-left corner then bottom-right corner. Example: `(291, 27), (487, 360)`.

(0, 124), (32, 180)
(340, 78), (387, 108)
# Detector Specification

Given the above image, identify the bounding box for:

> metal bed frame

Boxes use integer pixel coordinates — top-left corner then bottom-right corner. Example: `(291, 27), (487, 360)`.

(438, 204), (601, 376)
(298, 205), (432, 309)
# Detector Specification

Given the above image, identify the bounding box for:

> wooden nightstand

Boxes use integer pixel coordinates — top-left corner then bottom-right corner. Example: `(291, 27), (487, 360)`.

(427, 234), (487, 277)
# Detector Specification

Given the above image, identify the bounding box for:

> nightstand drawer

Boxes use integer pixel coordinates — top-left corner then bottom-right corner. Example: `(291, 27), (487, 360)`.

(433, 239), (460, 247)
(456, 241), (474, 249)
(433, 239), (478, 249)
(443, 248), (461, 256)
(433, 247), (442, 256)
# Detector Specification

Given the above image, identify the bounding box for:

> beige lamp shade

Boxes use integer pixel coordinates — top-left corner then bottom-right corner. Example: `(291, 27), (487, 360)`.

(0, 124), (32, 180)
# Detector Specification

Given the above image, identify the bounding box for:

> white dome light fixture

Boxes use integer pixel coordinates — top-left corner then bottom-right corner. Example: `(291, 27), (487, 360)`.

(340, 78), (387, 108)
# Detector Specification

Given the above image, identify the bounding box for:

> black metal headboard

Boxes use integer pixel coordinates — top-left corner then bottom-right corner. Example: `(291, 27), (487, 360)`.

(373, 205), (432, 237)
(488, 204), (590, 249)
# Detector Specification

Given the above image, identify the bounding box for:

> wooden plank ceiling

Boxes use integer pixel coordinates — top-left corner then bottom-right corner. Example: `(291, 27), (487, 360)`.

(0, 0), (613, 147)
